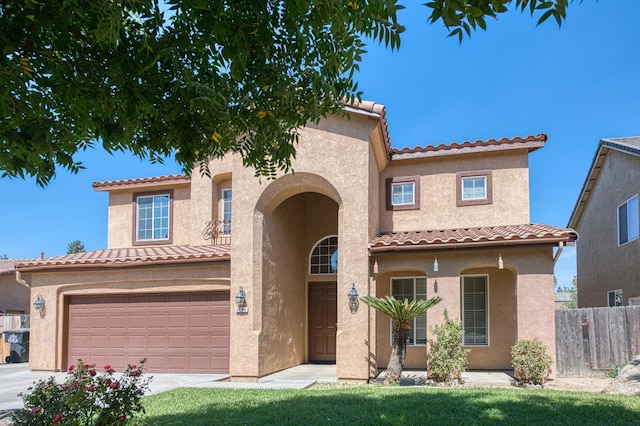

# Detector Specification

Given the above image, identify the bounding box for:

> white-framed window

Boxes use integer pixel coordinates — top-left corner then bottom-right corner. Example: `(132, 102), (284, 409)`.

(136, 193), (170, 242)
(391, 182), (415, 206)
(618, 195), (639, 246)
(309, 236), (338, 274)
(461, 275), (489, 346)
(607, 289), (623, 307)
(221, 189), (232, 234)
(390, 277), (427, 346)
(628, 297), (640, 306)
(462, 176), (487, 200)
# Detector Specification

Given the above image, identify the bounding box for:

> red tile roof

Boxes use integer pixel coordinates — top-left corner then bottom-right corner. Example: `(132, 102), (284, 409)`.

(344, 100), (391, 154)
(369, 224), (577, 252)
(391, 134), (547, 160)
(15, 245), (230, 272)
(0, 258), (39, 276)
(93, 174), (190, 191)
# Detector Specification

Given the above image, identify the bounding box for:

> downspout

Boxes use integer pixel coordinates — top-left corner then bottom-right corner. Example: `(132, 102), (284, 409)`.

(553, 241), (564, 266)
(15, 270), (31, 288)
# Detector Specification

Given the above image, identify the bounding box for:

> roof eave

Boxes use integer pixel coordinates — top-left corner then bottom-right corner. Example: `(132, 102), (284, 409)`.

(369, 236), (576, 253)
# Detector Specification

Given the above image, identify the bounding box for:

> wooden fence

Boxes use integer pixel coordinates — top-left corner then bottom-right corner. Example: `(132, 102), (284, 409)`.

(555, 306), (640, 377)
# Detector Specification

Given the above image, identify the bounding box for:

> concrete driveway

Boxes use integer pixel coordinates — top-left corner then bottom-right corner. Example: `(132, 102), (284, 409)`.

(0, 363), (336, 412)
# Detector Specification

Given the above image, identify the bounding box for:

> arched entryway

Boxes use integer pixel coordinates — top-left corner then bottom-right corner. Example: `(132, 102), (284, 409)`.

(254, 173), (341, 372)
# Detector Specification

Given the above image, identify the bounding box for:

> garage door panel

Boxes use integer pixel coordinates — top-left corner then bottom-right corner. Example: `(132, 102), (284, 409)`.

(68, 292), (229, 373)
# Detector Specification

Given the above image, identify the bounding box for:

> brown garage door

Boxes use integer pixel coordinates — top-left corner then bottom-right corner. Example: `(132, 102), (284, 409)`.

(67, 292), (229, 373)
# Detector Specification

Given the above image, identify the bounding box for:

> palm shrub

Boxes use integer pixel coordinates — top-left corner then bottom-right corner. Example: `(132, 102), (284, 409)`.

(511, 338), (552, 385)
(426, 309), (469, 385)
(361, 294), (442, 385)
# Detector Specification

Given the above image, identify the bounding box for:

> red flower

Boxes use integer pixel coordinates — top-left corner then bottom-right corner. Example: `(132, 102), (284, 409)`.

(52, 413), (64, 424)
(68, 365), (75, 373)
(119, 415), (127, 422)
(105, 378), (112, 386)
(129, 370), (141, 377)
(109, 381), (120, 390)
(29, 406), (41, 416)
(104, 365), (112, 370)
(90, 369), (97, 377)
(86, 384), (96, 392)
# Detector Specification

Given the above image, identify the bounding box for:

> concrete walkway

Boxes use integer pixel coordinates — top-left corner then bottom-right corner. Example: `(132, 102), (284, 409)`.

(0, 363), (513, 412)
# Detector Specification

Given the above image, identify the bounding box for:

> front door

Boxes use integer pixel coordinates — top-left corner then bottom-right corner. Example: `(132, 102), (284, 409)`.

(308, 282), (337, 362)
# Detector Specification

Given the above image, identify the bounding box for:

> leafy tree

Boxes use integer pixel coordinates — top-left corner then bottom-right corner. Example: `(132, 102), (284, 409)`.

(361, 294), (441, 385)
(1, 254), (8, 260)
(66, 240), (86, 254)
(1, 1), (575, 186)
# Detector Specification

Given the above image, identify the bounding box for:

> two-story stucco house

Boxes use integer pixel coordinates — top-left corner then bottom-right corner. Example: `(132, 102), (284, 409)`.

(15, 102), (576, 380)
(569, 137), (640, 308)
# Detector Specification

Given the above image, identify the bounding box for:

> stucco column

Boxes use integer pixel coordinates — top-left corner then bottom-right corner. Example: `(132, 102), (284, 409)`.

(515, 271), (557, 378)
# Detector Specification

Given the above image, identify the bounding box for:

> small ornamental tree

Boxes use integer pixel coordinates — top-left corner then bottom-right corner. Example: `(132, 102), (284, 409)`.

(14, 359), (151, 425)
(511, 338), (552, 385)
(426, 309), (469, 385)
(361, 295), (442, 385)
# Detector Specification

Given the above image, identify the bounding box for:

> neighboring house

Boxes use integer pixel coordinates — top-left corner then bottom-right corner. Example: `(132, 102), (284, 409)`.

(569, 137), (640, 308)
(0, 259), (32, 314)
(15, 102), (576, 380)
(554, 291), (574, 310)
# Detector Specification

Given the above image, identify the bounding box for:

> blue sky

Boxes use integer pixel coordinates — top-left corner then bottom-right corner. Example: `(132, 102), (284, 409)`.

(1, 1), (639, 291)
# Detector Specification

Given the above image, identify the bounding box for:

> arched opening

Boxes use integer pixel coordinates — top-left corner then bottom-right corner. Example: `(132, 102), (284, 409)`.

(257, 175), (340, 371)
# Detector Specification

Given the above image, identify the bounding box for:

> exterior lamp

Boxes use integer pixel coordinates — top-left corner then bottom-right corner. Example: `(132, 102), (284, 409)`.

(498, 253), (504, 270)
(348, 283), (359, 314)
(433, 257), (439, 272)
(235, 287), (247, 313)
(33, 294), (46, 318)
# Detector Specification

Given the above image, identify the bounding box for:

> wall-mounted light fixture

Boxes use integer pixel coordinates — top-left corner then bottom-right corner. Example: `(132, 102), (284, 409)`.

(498, 253), (504, 270)
(235, 286), (248, 313)
(33, 294), (46, 318)
(348, 283), (359, 314)
(373, 259), (379, 276)
(433, 257), (439, 272)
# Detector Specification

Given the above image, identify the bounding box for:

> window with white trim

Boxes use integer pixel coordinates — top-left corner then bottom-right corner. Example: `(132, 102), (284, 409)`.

(221, 189), (232, 234)
(461, 275), (488, 346)
(462, 176), (487, 200)
(618, 195), (639, 246)
(607, 289), (623, 307)
(391, 277), (427, 346)
(391, 182), (415, 206)
(309, 236), (338, 274)
(136, 194), (170, 241)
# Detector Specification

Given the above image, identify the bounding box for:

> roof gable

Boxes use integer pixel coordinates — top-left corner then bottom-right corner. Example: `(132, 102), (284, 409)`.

(568, 137), (640, 229)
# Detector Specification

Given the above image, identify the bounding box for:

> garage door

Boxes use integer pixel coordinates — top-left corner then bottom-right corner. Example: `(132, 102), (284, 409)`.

(67, 292), (229, 373)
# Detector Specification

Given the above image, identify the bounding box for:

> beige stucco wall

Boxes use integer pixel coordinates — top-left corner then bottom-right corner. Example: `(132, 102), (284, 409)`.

(576, 150), (640, 307)
(106, 183), (192, 248)
(227, 113), (379, 381)
(371, 246), (556, 376)
(23, 262), (230, 371)
(380, 150), (530, 232)
(0, 274), (30, 313)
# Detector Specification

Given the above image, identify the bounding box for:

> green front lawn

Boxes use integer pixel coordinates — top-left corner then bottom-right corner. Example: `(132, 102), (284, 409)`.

(143, 386), (640, 425)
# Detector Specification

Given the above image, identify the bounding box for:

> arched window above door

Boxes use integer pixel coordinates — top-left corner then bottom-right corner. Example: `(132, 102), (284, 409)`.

(309, 236), (338, 274)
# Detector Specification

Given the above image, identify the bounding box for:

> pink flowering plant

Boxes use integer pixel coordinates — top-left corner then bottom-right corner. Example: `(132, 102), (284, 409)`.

(13, 359), (151, 425)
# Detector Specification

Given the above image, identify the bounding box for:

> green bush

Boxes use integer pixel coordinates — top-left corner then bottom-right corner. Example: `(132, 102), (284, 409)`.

(426, 310), (469, 384)
(511, 338), (552, 385)
(13, 359), (151, 425)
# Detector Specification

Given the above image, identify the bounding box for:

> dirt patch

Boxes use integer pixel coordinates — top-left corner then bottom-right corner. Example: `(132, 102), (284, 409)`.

(544, 375), (613, 393)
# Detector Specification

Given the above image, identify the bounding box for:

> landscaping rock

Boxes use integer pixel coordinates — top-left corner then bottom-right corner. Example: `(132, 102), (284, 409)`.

(602, 355), (640, 396)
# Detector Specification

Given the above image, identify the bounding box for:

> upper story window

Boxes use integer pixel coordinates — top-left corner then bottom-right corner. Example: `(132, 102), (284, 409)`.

(461, 275), (489, 346)
(221, 189), (232, 235)
(457, 170), (492, 207)
(607, 289), (623, 307)
(618, 194), (638, 246)
(134, 191), (171, 244)
(391, 277), (427, 346)
(386, 176), (420, 211)
(309, 236), (338, 274)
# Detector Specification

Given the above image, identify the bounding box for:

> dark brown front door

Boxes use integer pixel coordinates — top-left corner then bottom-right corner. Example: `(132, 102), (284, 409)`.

(308, 282), (337, 362)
